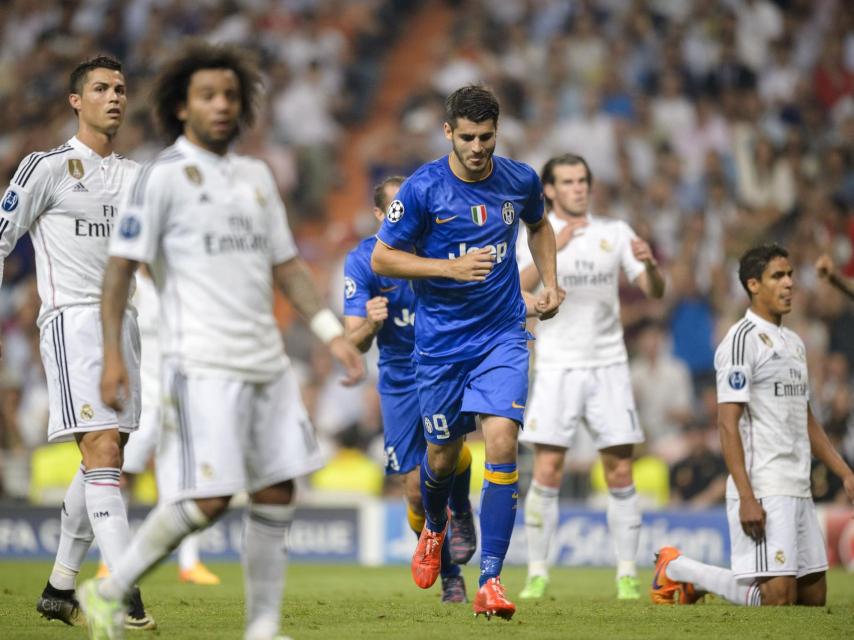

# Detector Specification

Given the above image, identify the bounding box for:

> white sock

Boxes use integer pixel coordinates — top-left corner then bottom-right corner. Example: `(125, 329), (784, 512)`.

(666, 555), (761, 605)
(607, 485), (641, 578)
(100, 500), (209, 601)
(50, 466), (93, 590)
(84, 467), (131, 573)
(242, 503), (295, 640)
(178, 533), (201, 571)
(524, 481), (559, 578)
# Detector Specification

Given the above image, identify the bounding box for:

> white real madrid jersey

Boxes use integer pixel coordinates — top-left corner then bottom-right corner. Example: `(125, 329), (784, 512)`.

(109, 137), (299, 382)
(715, 309), (811, 499)
(518, 212), (645, 369)
(0, 137), (139, 327)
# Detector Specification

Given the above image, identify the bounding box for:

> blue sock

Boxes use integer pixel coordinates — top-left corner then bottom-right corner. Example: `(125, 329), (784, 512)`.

(420, 454), (452, 532)
(448, 454), (472, 516)
(479, 462), (518, 586)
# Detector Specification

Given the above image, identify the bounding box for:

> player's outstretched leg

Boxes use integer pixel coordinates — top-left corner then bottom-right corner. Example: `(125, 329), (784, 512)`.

(654, 546), (766, 605)
(650, 547), (701, 605)
(448, 444), (476, 564)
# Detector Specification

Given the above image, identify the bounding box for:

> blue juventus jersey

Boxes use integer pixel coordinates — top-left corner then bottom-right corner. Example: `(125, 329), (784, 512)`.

(344, 236), (416, 390)
(376, 154), (543, 363)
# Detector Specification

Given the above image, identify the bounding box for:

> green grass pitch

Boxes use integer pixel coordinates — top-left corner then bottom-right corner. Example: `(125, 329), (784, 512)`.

(1, 562), (852, 638)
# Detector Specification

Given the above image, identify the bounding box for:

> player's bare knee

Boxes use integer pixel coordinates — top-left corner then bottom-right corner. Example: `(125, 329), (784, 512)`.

(796, 572), (826, 606)
(251, 479), (295, 505)
(193, 496), (230, 520)
(426, 440), (461, 477)
(80, 436), (123, 469)
(760, 579), (797, 605)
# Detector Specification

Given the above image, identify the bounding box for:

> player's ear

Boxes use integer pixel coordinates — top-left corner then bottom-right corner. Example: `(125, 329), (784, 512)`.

(176, 102), (188, 123)
(746, 277), (760, 296)
(543, 182), (557, 203)
(443, 122), (453, 141)
(68, 93), (81, 113)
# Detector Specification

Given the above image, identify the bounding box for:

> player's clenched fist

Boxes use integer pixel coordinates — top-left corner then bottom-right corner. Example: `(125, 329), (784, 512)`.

(447, 247), (495, 282)
(365, 296), (389, 327)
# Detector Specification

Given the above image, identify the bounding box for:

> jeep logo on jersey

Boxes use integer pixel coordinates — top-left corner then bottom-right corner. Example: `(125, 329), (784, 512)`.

(449, 241), (508, 264)
(184, 165), (203, 185)
(501, 201), (515, 225)
(119, 215), (141, 239)
(67, 159), (84, 179)
(728, 370), (746, 390)
(344, 277), (356, 299)
(386, 199), (404, 223)
(471, 204), (487, 226)
(1, 190), (18, 212)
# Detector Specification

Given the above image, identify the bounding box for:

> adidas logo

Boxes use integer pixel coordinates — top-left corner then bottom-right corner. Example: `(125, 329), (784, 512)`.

(771, 352), (781, 360)
(199, 193), (210, 203)
(72, 182), (88, 192)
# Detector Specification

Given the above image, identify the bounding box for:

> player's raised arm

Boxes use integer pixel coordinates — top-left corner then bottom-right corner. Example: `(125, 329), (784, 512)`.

(273, 257), (364, 385)
(371, 239), (495, 282)
(806, 405), (854, 504)
(100, 256), (138, 410)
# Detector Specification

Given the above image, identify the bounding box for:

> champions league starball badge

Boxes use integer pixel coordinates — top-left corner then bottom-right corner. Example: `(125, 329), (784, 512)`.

(386, 199), (404, 223)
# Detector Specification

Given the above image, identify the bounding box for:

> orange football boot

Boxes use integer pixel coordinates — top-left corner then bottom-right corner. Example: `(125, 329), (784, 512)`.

(411, 519), (448, 589)
(650, 546), (702, 605)
(473, 577), (516, 620)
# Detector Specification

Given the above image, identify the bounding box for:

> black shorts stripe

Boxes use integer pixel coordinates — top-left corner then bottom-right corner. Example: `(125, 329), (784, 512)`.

(14, 145), (72, 187)
(50, 317), (71, 428)
(57, 313), (77, 428)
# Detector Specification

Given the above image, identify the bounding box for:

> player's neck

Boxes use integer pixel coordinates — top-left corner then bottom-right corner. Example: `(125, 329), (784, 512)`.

(749, 304), (782, 326)
(75, 126), (115, 158)
(554, 208), (586, 221)
(185, 130), (230, 156)
(448, 153), (492, 182)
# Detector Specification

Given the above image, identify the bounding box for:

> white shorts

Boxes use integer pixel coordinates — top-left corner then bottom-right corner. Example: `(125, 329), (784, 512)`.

(728, 495), (828, 579)
(40, 307), (141, 443)
(519, 363), (644, 450)
(157, 359), (326, 502)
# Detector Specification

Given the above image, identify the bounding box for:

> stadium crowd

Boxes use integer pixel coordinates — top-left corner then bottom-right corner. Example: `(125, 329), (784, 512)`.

(0, 0), (852, 509)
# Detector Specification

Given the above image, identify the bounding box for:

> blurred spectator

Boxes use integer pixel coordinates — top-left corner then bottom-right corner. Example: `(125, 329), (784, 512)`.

(669, 422), (727, 508)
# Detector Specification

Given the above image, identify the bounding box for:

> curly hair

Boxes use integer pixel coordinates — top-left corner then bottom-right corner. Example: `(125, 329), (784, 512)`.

(150, 40), (262, 143)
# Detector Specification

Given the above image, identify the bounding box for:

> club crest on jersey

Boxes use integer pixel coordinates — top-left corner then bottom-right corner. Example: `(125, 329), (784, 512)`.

(344, 276), (356, 299)
(1, 189), (18, 212)
(728, 370), (746, 390)
(501, 201), (515, 225)
(255, 188), (267, 207)
(759, 333), (773, 347)
(386, 199), (404, 223)
(775, 550), (785, 565)
(184, 165), (203, 185)
(119, 215), (141, 239)
(67, 159), (84, 179)
(600, 239), (613, 252)
(471, 204), (487, 226)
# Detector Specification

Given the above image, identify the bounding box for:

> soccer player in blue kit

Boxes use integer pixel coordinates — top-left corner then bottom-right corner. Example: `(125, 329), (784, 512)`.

(343, 176), (477, 604)
(371, 85), (560, 620)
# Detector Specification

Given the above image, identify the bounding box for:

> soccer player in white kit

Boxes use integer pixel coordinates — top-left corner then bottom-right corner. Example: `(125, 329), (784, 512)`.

(517, 154), (665, 601)
(652, 244), (854, 607)
(78, 42), (364, 640)
(0, 55), (153, 629)
(120, 268), (220, 585)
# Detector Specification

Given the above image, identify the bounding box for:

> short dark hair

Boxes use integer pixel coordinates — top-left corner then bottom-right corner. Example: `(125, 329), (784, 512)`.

(540, 153), (593, 209)
(738, 243), (789, 297)
(150, 40), (262, 143)
(373, 175), (405, 210)
(69, 55), (123, 95)
(444, 85), (499, 128)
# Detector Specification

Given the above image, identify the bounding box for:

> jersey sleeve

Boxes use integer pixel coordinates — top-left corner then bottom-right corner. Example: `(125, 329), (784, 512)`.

(257, 162), (298, 265)
(618, 221), (646, 282)
(715, 326), (756, 404)
(376, 178), (427, 250)
(343, 248), (373, 318)
(109, 163), (170, 263)
(519, 167), (545, 225)
(0, 154), (55, 284)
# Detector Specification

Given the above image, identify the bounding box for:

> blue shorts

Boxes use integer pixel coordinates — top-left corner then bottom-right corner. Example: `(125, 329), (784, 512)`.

(415, 339), (529, 444)
(379, 389), (425, 475)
